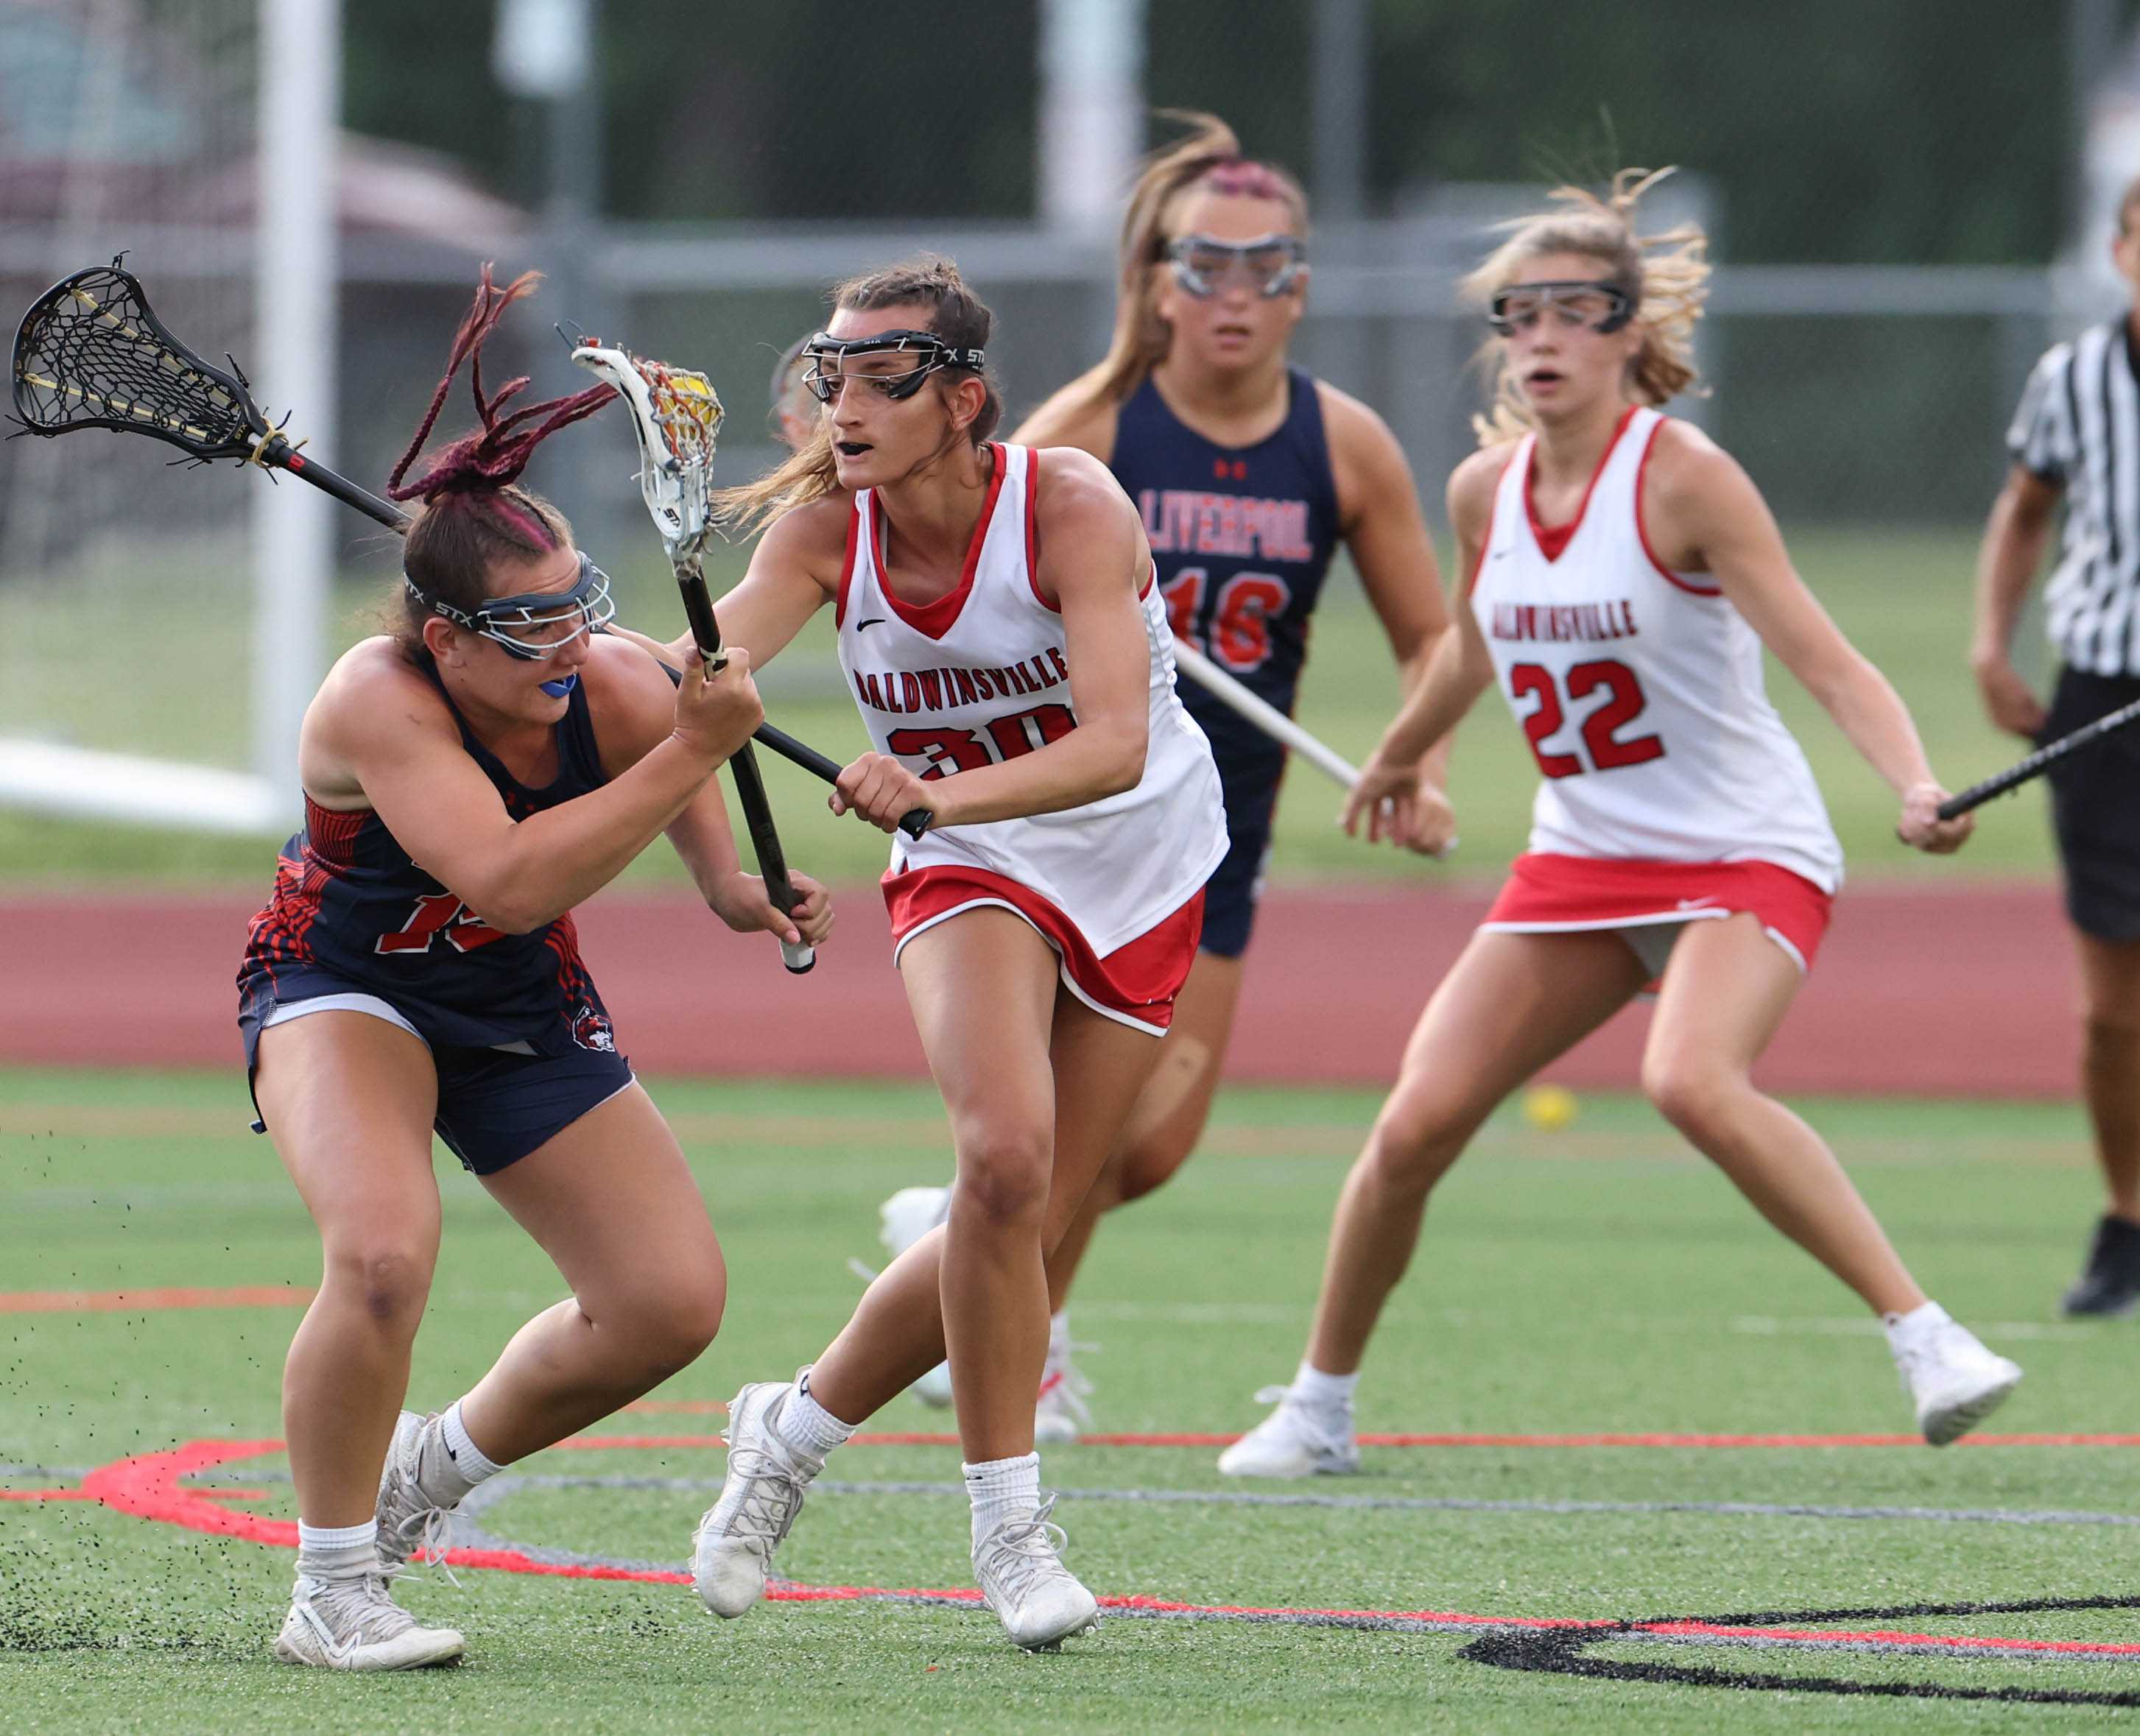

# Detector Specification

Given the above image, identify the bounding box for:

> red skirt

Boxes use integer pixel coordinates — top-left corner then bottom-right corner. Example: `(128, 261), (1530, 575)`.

(1481, 853), (1834, 973)
(883, 864), (1204, 1036)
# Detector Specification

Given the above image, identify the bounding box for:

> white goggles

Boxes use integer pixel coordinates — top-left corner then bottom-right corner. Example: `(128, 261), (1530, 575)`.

(406, 551), (616, 661)
(1166, 233), (1307, 299)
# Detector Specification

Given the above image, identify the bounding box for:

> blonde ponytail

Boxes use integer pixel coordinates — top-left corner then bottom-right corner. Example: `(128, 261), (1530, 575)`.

(1460, 168), (1709, 447)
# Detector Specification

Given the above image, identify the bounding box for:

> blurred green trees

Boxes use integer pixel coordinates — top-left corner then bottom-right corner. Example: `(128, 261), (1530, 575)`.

(347, 0), (2097, 264)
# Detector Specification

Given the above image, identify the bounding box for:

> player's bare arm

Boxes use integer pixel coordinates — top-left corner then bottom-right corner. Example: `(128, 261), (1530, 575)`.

(1971, 462), (2063, 738)
(580, 636), (832, 949)
(833, 448), (1152, 833)
(1320, 380), (1457, 851)
(1340, 448), (1506, 845)
(310, 635), (767, 932)
(1643, 420), (1971, 854)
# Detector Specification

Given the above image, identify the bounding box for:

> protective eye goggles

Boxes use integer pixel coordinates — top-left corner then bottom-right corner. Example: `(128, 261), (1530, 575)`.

(1486, 280), (1636, 336)
(801, 329), (987, 404)
(406, 551), (616, 662)
(1166, 233), (1306, 299)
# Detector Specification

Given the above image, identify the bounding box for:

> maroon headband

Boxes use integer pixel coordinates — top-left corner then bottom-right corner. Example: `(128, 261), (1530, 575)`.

(387, 266), (616, 505)
(1197, 158), (1294, 202)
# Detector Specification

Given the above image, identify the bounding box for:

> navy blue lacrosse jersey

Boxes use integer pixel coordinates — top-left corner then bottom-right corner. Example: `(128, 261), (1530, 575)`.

(1112, 367), (1342, 797)
(238, 666), (617, 1056)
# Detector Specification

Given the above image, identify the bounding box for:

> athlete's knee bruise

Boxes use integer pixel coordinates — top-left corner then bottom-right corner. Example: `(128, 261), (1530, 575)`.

(323, 1245), (434, 1328)
(951, 1130), (1053, 1230)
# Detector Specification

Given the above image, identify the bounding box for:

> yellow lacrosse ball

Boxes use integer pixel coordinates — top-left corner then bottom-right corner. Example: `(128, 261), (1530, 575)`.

(1521, 1083), (1580, 1130)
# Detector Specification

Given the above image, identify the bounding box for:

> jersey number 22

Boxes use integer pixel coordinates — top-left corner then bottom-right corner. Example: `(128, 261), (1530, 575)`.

(1508, 660), (1665, 778)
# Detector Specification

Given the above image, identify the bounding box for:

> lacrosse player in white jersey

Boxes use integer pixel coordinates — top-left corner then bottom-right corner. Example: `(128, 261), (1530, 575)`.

(1219, 172), (2024, 1480)
(683, 257), (1225, 1650)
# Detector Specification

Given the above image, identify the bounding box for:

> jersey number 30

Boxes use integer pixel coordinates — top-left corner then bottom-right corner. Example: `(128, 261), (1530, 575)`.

(1508, 660), (1665, 778)
(886, 703), (1077, 779)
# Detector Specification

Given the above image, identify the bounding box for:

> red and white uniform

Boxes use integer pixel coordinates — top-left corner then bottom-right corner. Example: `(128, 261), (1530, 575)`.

(838, 442), (1228, 1032)
(1471, 406), (1844, 971)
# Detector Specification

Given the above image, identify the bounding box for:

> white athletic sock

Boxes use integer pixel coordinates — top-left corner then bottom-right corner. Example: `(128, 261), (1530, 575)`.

(964, 1451), (1041, 1545)
(1290, 1361), (1359, 1417)
(1882, 1299), (1951, 1349)
(296, 1518), (377, 1578)
(777, 1373), (856, 1462)
(1047, 1310), (1071, 1363)
(440, 1399), (505, 1490)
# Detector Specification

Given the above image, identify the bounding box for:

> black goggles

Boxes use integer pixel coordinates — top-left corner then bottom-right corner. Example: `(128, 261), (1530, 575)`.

(1486, 280), (1636, 336)
(801, 329), (987, 403)
(406, 551), (616, 662)
(1166, 233), (1306, 299)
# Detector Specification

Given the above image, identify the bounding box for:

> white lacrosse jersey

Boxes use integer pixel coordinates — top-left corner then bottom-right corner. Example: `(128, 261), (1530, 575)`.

(1471, 406), (1843, 892)
(837, 442), (1228, 955)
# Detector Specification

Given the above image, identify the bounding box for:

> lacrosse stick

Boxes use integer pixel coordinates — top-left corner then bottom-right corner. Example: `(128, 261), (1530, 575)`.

(10, 258), (404, 521)
(1936, 696), (2140, 820)
(569, 340), (826, 973)
(1171, 641), (1457, 858)
(11, 262), (909, 877)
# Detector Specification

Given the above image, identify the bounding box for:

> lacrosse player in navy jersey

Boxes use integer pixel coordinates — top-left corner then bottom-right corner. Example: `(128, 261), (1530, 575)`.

(239, 272), (828, 1670)
(876, 114), (1456, 1439)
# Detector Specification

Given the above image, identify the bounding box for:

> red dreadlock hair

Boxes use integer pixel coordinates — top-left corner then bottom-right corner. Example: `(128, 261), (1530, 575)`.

(387, 267), (616, 657)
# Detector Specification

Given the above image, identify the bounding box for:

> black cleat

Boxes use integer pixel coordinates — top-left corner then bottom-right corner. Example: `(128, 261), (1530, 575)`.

(2061, 1213), (2140, 1317)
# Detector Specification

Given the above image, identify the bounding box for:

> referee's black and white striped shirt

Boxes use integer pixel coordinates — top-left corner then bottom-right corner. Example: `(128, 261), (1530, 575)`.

(2010, 320), (2140, 675)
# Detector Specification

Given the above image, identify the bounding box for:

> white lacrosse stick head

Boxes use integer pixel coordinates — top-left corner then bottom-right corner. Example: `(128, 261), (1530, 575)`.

(571, 342), (723, 562)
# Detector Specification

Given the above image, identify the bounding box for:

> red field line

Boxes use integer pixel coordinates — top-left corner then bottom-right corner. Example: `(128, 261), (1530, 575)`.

(48, 1438), (2140, 1660)
(0, 1285), (316, 1314)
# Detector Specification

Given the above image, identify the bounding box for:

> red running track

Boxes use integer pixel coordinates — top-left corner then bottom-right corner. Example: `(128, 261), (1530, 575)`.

(0, 880), (2077, 1095)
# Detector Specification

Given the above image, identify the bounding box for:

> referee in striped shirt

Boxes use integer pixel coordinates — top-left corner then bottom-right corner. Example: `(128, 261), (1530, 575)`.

(1975, 173), (2140, 1316)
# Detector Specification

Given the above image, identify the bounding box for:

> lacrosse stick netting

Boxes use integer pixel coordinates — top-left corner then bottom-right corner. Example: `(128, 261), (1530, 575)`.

(12, 264), (268, 462)
(572, 343), (722, 568)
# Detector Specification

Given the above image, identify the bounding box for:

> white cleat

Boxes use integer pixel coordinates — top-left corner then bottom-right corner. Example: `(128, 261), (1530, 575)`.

(1216, 1385), (1363, 1478)
(881, 1184), (951, 1255)
(879, 1186), (955, 1408)
(973, 1495), (1100, 1651)
(1889, 1308), (2023, 1446)
(274, 1566), (465, 1670)
(374, 1410), (466, 1573)
(691, 1380), (818, 1618)
(1035, 1319), (1094, 1444)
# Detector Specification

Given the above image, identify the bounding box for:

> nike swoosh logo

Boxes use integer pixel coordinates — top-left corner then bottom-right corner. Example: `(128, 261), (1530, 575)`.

(856, 617), (887, 632)
(1675, 897), (1719, 911)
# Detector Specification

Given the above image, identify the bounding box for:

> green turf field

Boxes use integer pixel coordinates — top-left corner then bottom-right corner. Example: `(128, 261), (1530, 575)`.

(0, 523), (2056, 887)
(6, 1068), (2140, 1729)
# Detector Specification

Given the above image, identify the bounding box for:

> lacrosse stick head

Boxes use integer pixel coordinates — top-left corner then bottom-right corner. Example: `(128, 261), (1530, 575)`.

(570, 342), (723, 563)
(11, 262), (272, 462)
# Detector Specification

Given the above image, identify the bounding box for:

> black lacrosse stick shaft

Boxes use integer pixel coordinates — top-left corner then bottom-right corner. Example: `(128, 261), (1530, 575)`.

(749, 721), (933, 841)
(677, 560), (932, 841)
(673, 559), (814, 974)
(257, 435), (407, 529)
(1936, 696), (2140, 819)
